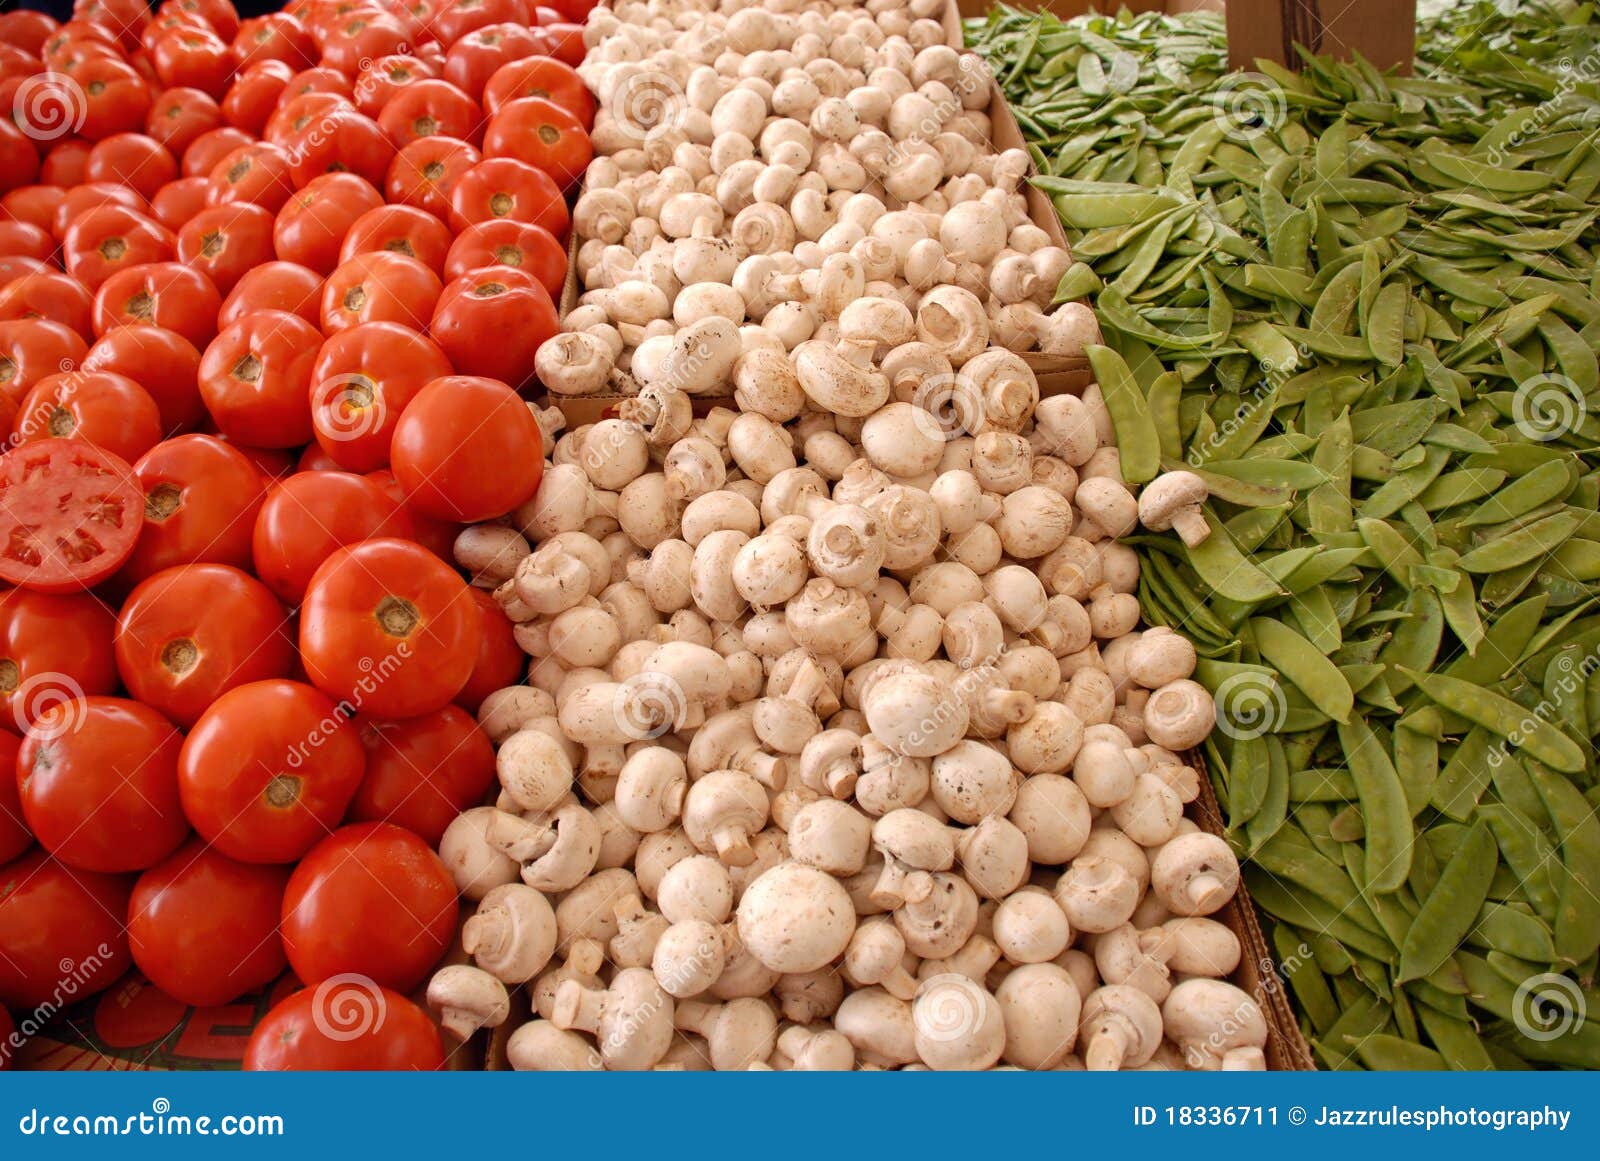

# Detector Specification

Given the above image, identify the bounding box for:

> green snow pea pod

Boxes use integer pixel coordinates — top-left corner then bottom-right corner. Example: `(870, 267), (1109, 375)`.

(1415, 1005), (1494, 1071)
(1185, 514), (1286, 603)
(1085, 345), (1162, 483)
(1398, 821), (1497, 982)
(1251, 617), (1353, 722)
(1455, 510), (1582, 574)
(1460, 459), (1576, 527)
(1478, 804), (1563, 924)
(1529, 766), (1600, 965)
(1336, 718), (1413, 894)
(1403, 669), (1587, 774)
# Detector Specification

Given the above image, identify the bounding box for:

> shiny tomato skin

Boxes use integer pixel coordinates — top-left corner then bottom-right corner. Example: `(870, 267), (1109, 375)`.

(14, 370), (163, 464)
(128, 838), (289, 1007)
(318, 11), (410, 77)
(280, 822), (456, 991)
(61, 205), (175, 291)
(178, 678), (365, 864)
(0, 10), (57, 55)
(300, 538), (480, 718)
(262, 90), (351, 150)
(219, 59), (292, 135)
(440, 21), (540, 99)
(121, 433), (265, 585)
(430, 0), (526, 47)
(244, 984), (443, 1071)
(206, 141), (294, 213)
(0, 849), (132, 1010)
(366, 468), (459, 559)
(251, 470), (414, 604)
(0, 438), (141, 593)
(0, 586), (118, 734)
(348, 705), (494, 844)
(3, 185), (65, 232)
(352, 52), (434, 117)
(481, 54), (592, 125)
(272, 171), (384, 275)
(483, 96), (590, 190)
(286, 107), (395, 189)
(442, 218), (563, 295)
(320, 251), (441, 335)
(384, 135), (478, 220)
(218, 261), (322, 328)
(49, 181), (146, 241)
(282, 65), (354, 104)
(447, 156), (567, 238)
(336, 203), (450, 273)
(151, 25), (233, 99)
(174, 201), (275, 293)
(18, 695), (189, 873)
(145, 86), (223, 155)
(377, 78), (482, 149)
(0, 733), (27, 864)
(308, 321), (451, 471)
(454, 586), (523, 712)
(180, 125), (255, 177)
(231, 12), (314, 71)
(391, 374), (544, 520)
(115, 563), (294, 727)
(0, 319), (89, 406)
(64, 56), (152, 141)
(149, 175), (210, 230)
(91, 260), (222, 347)
(84, 133), (179, 201)
(428, 266), (557, 390)
(532, 21), (583, 67)
(82, 323), (205, 433)
(0, 220), (53, 263)
(0, 271), (95, 341)
(198, 309), (320, 447)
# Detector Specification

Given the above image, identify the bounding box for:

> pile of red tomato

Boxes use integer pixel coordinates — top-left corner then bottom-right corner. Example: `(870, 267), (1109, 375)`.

(0, 0), (587, 1070)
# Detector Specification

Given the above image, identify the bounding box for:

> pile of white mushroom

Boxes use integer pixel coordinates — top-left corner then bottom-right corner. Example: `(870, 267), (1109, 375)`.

(423, 0), (1264, 1072)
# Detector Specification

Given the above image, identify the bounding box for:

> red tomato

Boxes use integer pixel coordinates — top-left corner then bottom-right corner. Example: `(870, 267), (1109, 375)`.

(148, 174), (209, 229)
(179, 679), (365, 863)
(282, 65), (354, 103)
(336, 203), (450, 273)
(262, 90), (351, 149)
(14, 370), (163, 463)
(440, 21), (541, 100)
(367, 468), (459, 559)
(206, 141), (295, 213)
(281, 822), (456, 990)
(18, 695), (188, 873)
(300, 537), (480, 718)
(431, 0), (527, 44)
(141, 8), (211, 58)
(244, 983), (442, 1071)
(391, 374), (544, 520)
(0, 220), (53, 263)
(92, 260), (222, 347)
(547, 0), (597, 22)
(484, 96), (590, 190)
(348, 705), (494, 844)
(532, 21), (583, 67)
(49, 181), (147, 241)
(0, 318), (89, 406)
(272, 171), (384, 274)
(232, 12), (315, 71)
(308, 321), (451, 470)
(0, 438), (140, 592)
(75, 0), (150, 51)
(82, 323), (204, 433)
(286, 107), (395, 189)
(61, 205), (175, 291)
(3, 185), (65, 232)
(0, 733), (28, 864)
(218, 260), (322, 327)
(0, 119), (40, 197)
(227, 441), (296, 480)
(320, 251), (441, 334)
(115, 563), (295, 727)
(482, 55), (592, 125)
(160, 0), (240, 41)
(58, 57), (153, 142)
(442, 218), (564, 295)
(448, 156), (567, 238)
(129, 839), (289, 1007)
(180, 124), (254, 176)
(352, 52), (434, 117)
(151, 25), (233, 99)
(120, 433), (265, 584)
(319, 11), (410, 76)
(84, 134), (180, 202)
(0, 256), (48, 285)
(145, 87), (222, 154)
(0, 850), (132, 1010)
(0, 586), (118, 734)
(376, 78), (481, 149)
(0, 271), (95, 341)
(384, 135), (478, 220)
(295, 443), (342, 472)
(251, 470), (414, 604)
(219, 59), (292, 136)
(198, 309), (320, 447)
(0, 10), (58, 55)
(429, 266), (556, 390)
(455, 586), (522, 712)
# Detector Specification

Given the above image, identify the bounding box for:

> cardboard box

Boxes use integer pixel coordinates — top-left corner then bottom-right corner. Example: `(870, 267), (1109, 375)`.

(1226, 0), (1415, 74)
(955, 0), (1218, 17)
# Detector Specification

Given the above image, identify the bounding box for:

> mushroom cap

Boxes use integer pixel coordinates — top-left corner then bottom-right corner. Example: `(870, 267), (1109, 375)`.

(1138, 471), (1208, 530)
(1162, 978), (1267, 1069)
(912, 973), (1005, 1070)
(871, 808), (956, 870)
(996, 963), (1081, 1069)
(1150, 832), (1239, 916)
(736, 861), (856, 973)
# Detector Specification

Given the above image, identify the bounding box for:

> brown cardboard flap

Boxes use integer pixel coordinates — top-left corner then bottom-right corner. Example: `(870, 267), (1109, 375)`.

(1226, 0), (1414, 73)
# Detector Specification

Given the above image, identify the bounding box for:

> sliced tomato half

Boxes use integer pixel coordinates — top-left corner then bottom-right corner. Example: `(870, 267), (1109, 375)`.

(0, 438), (142, 592)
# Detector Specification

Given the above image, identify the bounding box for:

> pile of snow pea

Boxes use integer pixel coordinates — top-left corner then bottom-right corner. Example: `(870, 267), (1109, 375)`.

(971, 1), (1600, 1069)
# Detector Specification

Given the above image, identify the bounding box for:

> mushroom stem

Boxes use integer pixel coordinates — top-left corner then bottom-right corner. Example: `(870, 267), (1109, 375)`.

(1170, 508), (1210, 547)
